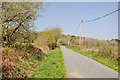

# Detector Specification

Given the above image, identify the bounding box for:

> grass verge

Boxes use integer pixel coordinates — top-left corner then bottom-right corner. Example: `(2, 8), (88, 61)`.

(66, 46), (118, 72)
(30, 47), (67, 78)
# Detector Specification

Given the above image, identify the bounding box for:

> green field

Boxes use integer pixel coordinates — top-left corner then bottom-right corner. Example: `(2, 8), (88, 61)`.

(30, 47), (67, 78)
(66, 46), (118, 72)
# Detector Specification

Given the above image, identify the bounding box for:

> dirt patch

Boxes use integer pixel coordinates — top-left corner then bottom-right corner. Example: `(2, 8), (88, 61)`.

(70, 72), (84, 78)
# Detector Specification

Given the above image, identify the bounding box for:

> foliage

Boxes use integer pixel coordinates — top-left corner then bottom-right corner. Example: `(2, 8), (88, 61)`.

(2, 2), (45, 45)
(30, 47), (67, 78)
(2, 28), (40, 47)
(35, 27), (62, 49)
(57, 34), (68, 46)
(2, 43), (47, 78)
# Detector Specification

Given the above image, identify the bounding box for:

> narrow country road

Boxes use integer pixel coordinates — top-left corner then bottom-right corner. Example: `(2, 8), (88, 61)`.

(60, 46), (118, 78)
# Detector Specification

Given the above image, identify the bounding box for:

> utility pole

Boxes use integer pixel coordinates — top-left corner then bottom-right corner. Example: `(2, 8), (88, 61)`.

(79, 20), (83, 49)
(67, 35), (70, 46)
(68, 40), (69, 46)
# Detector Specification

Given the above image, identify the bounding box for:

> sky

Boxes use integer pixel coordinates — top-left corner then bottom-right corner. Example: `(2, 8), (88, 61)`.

(34, 2), (118, 40)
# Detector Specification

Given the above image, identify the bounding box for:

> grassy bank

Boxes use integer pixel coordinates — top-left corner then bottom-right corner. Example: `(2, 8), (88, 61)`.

(30, 47), (67, 78)
(2, 43), (47, 78)
(66, 46), (118, 72)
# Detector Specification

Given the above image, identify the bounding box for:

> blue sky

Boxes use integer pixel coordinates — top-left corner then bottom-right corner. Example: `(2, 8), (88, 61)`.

(34, 2), (118, 40)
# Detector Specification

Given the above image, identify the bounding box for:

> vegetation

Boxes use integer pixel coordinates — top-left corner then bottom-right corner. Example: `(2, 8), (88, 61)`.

(34, 27), (62, 49)
(1, 2), (64, 78)
(2, 2), (45, 45)
(2, 27), (63, 78)
(1, 2), (48, 78)
(30, 47), (67, 78)
(58, 35), (118, 60)
(2, 43), (47, 78)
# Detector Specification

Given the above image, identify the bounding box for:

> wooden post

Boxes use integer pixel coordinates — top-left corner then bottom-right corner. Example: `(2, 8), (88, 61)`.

(67, 35), (70, 46)
(79, 20), (83, 49)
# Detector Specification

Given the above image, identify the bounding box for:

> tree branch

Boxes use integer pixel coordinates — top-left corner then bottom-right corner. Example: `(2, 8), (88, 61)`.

(2, 10), (29, 23)
(9, 14), (32, 38)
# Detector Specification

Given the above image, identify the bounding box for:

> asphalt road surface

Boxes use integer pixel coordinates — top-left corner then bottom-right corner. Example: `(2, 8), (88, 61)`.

(60, 46), (118, 78)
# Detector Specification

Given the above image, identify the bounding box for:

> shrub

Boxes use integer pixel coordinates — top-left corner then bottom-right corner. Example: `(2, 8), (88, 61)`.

(34, 27), (62, 49)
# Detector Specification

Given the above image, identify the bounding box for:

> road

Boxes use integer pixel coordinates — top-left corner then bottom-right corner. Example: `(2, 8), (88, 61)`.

(60, 46), (118, 78)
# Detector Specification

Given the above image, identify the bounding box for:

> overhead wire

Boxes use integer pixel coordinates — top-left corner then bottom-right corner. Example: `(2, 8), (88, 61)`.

(83, 9), (120, 23)
(73, 8), (119, 39)
(74, 23), (80, 34)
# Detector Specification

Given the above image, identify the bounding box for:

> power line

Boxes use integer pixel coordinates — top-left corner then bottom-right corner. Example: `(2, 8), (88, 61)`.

(83, 9), (120, 23)
(74, 9), (120, 34)
(74, 23), (80, 34)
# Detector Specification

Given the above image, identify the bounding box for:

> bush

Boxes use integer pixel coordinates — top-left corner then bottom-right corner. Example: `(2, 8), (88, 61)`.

(34, 27), (62, 49)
